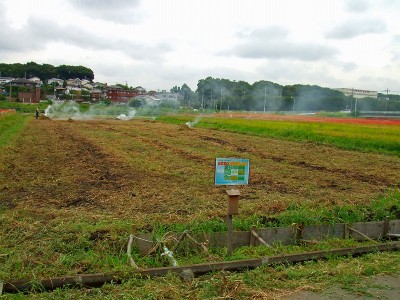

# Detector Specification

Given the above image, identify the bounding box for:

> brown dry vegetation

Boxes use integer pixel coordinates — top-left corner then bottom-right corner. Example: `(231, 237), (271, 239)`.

(1, 118), (400, 228)
(2, 117), (400, 298)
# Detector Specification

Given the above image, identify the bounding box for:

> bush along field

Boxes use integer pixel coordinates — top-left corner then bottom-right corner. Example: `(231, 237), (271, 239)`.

(1, 112), (400, 298)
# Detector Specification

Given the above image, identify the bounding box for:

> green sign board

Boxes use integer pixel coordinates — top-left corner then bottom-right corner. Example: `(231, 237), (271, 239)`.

(214, 158), (250, 185)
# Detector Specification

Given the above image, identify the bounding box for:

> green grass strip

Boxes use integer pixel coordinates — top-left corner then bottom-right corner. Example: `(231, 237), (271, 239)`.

(157, 115), (400, 157)
(0, 113), (30, 148)
(0, 101), (49, 113)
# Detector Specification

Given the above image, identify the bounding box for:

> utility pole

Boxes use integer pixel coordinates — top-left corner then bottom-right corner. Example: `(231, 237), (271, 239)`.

(385, 88), (390, 112)
(292, 97), (296, 113)
(354, 88), (358, 117)
(351, 88), (354, 115)
(263, 86), (267, 113)
(9, 81), (12, 102)
(220, 89), (223, 111)
(202, 91), (204, 110)
(211, 90), (213, 110)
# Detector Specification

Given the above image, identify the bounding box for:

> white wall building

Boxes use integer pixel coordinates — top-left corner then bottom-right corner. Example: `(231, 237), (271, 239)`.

(47, 78), (64, 86)
(0, 77), (15, 84)
(335, 88), (377, 99)
(156, 90), (182, 102)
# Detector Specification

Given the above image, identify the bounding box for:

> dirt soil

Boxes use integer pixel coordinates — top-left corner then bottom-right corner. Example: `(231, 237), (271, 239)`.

(1, 117), (400, 228)
(285, 273), (400, 300)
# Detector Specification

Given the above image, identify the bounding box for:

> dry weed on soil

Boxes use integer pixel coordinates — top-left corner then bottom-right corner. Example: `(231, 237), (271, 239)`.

(1, 118), (399, 228)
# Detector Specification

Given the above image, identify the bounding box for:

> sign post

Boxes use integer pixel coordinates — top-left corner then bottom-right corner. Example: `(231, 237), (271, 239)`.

(215, 158), (250, 255)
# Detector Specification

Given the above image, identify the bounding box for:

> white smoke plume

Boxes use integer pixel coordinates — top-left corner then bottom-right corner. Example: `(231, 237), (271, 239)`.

(117, 109), (137, 120)
(44, 101), (137, 120)
(185, 116), (202, 128)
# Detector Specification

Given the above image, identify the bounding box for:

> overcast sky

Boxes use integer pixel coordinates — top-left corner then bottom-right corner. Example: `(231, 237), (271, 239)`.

(1, 0), (399, 92)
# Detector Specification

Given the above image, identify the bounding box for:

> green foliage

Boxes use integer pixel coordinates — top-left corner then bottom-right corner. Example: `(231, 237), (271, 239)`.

(194, 77), (351, 112)
(192, 77), (400, 112)
(0, 62), (94, 80)
(128, 98), (143, 108)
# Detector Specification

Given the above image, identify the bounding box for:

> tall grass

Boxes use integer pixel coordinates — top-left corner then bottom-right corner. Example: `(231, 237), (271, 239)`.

(158, 115), (400, 156)
(0, 113), (30, 148)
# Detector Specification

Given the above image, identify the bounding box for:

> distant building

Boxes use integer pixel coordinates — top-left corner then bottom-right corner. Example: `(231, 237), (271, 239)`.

(136, 95), (161, 106)
(10, 78), (39, 88)
(0, 77), (14, 84)
(156, 90), (182, 102)
(9, 78), (41, 103)
(90, 89), (104, 101)
(106, 85), (141, 103)
(47, 78), (64, 86)
(135, 86), (146, 93)
(334, 88), (377, 99)
(18, 88), (41, 103)
(66, 78), (82, 87)
(29, 77), (42, 84)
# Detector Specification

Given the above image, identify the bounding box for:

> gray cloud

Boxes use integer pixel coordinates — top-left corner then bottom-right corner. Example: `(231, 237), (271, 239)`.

(345, 0), (370, 13)
(342, 62), (358, 72)
(223, 27), (338, 61)
(231, 41), (338, 61)
(0, 15), (172, 61)
(326, 18), (386, 39)
(394, 35), (400, 43)
(390, 34), (400, 61)
(69, 0), (142, 24)
(236, 27), (289, 40)
(358, 75), (400, 90)
(256, 61), (342, 88)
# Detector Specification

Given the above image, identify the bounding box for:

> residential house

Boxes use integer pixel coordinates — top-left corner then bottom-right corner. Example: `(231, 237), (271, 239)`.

(106, 85), (140, 103)
(29, 76), (42, 84)
(136, 95), (161, 106)
(90, 89), (103, 101)
(156, 90), (182, 102)
(11, 78), (41, 103)
(47, 78), (64, 86)
(135, 86), (146, 93)
(66, 78), (82, 87)
(0, 77), (14, 84)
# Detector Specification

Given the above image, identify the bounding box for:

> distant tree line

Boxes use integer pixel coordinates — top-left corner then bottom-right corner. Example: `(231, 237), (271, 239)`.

(172, 77), (400, 112)
(0, 62), (94, 81)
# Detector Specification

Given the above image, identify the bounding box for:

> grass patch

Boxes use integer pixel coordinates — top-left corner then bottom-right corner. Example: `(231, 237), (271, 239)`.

(0, 113), (30, 148)
(2, 192), (399, 281)
(4, 241), (400, 299)
(0, 101), (50, 113)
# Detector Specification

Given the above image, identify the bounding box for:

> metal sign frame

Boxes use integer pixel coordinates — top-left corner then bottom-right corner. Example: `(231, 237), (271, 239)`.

(214, 158), (250, 185)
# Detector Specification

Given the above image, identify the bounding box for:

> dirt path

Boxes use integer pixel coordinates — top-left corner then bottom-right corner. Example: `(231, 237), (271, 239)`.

(284, 273), (400, 299)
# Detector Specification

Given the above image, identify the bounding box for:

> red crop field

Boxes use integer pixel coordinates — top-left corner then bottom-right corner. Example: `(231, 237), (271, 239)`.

(213, 112), (400, 126)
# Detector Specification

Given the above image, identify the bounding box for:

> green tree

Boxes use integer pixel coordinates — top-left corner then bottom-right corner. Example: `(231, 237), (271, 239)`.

(128, 98), (142, 108)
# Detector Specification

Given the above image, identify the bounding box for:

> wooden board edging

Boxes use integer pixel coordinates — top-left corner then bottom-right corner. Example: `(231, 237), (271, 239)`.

(3, 241), (400, 294)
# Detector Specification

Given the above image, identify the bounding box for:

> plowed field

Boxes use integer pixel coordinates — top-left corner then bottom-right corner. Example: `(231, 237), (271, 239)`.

(2, 116), (400, 298)
(1, 117), (399, 228)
